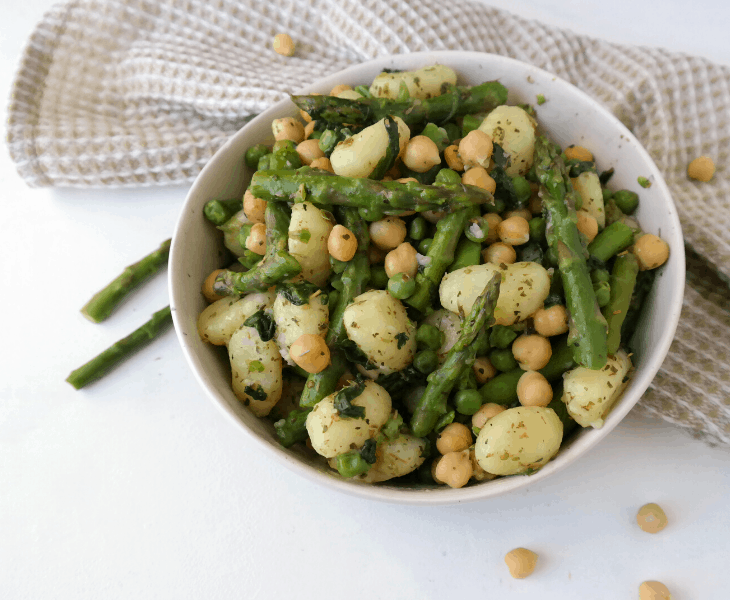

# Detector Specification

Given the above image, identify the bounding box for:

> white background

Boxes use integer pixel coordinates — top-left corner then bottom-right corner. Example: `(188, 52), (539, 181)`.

(2, 1), (729, 598)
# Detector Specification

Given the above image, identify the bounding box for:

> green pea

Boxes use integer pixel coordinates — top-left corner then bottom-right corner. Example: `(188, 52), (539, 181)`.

(512, 175), (532, 205)
(414, 349), (439, 374)
(245, 144), (271, 169)
(257, 153), (273, 171)
(489, 348), (518, 372)
(268, 149), (301, 170)
(370, 265), (389, 289)
(479, 369), (524, 405)
(408, 216), (428, 241)
(462, 114), (482, 137)
(434, 168), (462, 185)
(602, 188), (613, 202)
(612, 190), (639, 214)
(334, 452), (371, 478)
(416, 323), (444, 350)
(388, 273), (416, 299)
(529, 217), (546, 245)
(420, 123), (449, 152)
(489, 325), (518, 349)
(272, 139), (296, 153)
(358, 205), (385, 221)
(454, 389), (483, 415)
(464, 216), (490, 243)
(591, 268), (610, 284)
(593, 280), (611, 307)
(418, 238), (433, 254)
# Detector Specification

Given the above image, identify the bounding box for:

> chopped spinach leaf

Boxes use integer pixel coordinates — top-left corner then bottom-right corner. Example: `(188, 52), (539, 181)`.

(359, 439), (378, 464)
(333, 378), (367, 419)
(599, 168), (615, 185)
(243, 310), (276, 342)
(277, 281), (321, 306)
(395, 332), (409, 349)
(244, 384), (268, 403)
(338, 339), (377, 370)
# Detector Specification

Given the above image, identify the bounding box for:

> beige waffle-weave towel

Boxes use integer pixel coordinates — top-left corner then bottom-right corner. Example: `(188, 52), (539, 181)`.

(6, 0), (730, 443)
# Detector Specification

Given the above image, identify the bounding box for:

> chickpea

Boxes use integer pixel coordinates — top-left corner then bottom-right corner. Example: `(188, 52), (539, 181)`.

(330, 84), (352, 96)
(310, 157), (334, 173)
(433, 450), (473, 488)
(482, 242), (516, 265)
(472, 403), (506, 429)
(639, 581), (672, 600)
(368, 244), (386, 265)
(369, 216), (407, 250)
(503, 208), (533, 222)
(246, 222), (267, 255)
(512, 334), (552, 371)
(576, 210), (599, 242)
(517, 371), (553, 407)
(396, 177), (419, 184)
(462, 166), (496, 193)
(201, 268), (226, 303)
(444, 145), (464, 171)
(687, 155), (715, 181)
(483, 213), (503, 244)
(304, 120), (317, 139)
(533, 305), (569, 337)
(436, 423), (472, 454)
(243, 189), (266, 224)
(431, 457), (445, 484)
(402, 136), (441, 173)
(271, 117), (304, 143)
(636, 503), (668, 534)
(458, 129), (493, 169)
(564, 144), (593, 162)
(296, 139), (325, 166)
(504, 548), (538, 579)
(328, 224), (358, 261)
(632, 234), (670, 270)
(469, 447), (497, 481)
(289, 334), (330, 373)
(497, 216), (530, 245)
(384, 242), (418, 279)
(272, 33), (295, 57)
(472, 356), (497, 384)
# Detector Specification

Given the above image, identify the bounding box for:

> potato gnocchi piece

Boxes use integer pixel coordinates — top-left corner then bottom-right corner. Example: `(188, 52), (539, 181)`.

(479, 105), (537, 176)
(369, 64), (457, 100)
(228, 325), (283, 417)
(197, 291), (275, 346)
(352, 433), (427, 483)
(306, 380), (392, 458)
(330, 116), (410, 179)
(474, 406), (563, 476)
(439, 262), (550, 326)
(272, 291), (329, 365)
(343, 289), (417, 377)
(562, 350), (632, 428)
(288, 201), (334, 287)
(422, 308), (462, 365)
(571, 171), (605, 228)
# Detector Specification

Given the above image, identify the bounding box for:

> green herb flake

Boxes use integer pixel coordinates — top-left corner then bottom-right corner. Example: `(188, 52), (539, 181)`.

(249, 360), (265, 373)
(359, 439), (378, 464)
(395, 332), (409, 349)
(638, 176), (651, 188)
(536, 94), (546, 105)
(298, 229), (311, 243)
(244, 384), (268, 403)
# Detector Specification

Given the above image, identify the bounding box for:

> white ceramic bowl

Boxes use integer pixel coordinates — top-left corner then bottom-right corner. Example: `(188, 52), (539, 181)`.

(169, 51), (684, 505)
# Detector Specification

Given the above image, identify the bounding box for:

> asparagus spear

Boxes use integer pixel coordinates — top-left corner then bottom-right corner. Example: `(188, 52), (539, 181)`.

(290, 81), (508, 128)
(299, 208), (371, 408)
(587, 221), (635, 262)
(603, 253), (640, 355)
(249, 169), (496, 215)
(535, 137), (608, 370)
(214, 201), (302, 296)
(410, 273), (501, 438)
(81, 239), (171, 323)
(406, 208), (474, 313)
(66, 306), (173, 390)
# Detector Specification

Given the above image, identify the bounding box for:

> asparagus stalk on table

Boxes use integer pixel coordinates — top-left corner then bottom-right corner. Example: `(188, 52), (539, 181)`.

(290, 81), (508, 128)
(410, 272), (502, 438)
(249, 168), (497, 215)
(534, 137), (608, 370)
(80, 238), (171, 323)
(214, 201), (302, 296)
(66, 306), (173, 390)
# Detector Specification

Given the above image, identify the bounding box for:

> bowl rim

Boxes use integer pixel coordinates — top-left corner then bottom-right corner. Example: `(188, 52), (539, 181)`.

(169, 50), (685, 505)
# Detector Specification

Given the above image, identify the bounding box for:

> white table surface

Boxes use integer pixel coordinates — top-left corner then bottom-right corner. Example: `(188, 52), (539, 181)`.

(2, 2), (729, 598)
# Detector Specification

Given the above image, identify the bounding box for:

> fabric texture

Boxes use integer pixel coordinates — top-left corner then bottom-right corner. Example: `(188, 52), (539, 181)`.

(6, 0), (730, 443)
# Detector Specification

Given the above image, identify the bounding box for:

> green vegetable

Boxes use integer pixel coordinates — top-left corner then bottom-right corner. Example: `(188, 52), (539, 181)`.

(395, 332), (410, 350)
(454, 389), (483, 415)
(276, 281), (320, 306)
(291, 81), (508, 128)
(80, 239), (171, 323)
(418, 238), (433, 254)
(204, 199), (243, 226)
(637, 176), (651, 188)
(333, 379), (367, 418)
(243, 310), (276, 342)
(334, 450), (371, 478)
(368, 116), (401, 180)
(590, 268), (610, 284)
(420, 123), (449, 152)
(587, 221), (635, 262)
(538, 336), (576, 381)
(479, 368), (523, 405)
(529, 217), (547, 246)
(621, 270), (655, 343)
(434, 168), (462, 185)
(535, 136), (608, 370)
(410, 273), (501, 437)
(274, 408), (312, 448)
(434, 410), (456, 432)
(463, 215), (490, 243)
(603, 253), (640, 355)
(441, 122), (460, 143)
(388, 273), (416, 299)
(414, 349), (439, 374)
(408, 215), (428, 241)
(536, 94), (546, 105)
(511, 176), (532, 205)
(461, 114), (482, 137)
(416, 323), (444, 351)
(489, 347), (518, 372)
(369, 265), (389, 289)
(250, 169), (495, 215)
(593, 280), (611, 307)
(66, 306), (173, 389)
(447, 237), (482, 272)
(612, 189), (639, 214)
(245, 143), (271, 169)
(489, 325), (518, 349)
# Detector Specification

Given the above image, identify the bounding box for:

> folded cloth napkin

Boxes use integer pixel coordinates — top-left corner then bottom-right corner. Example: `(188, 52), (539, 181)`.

(7, 0), (730, 443)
